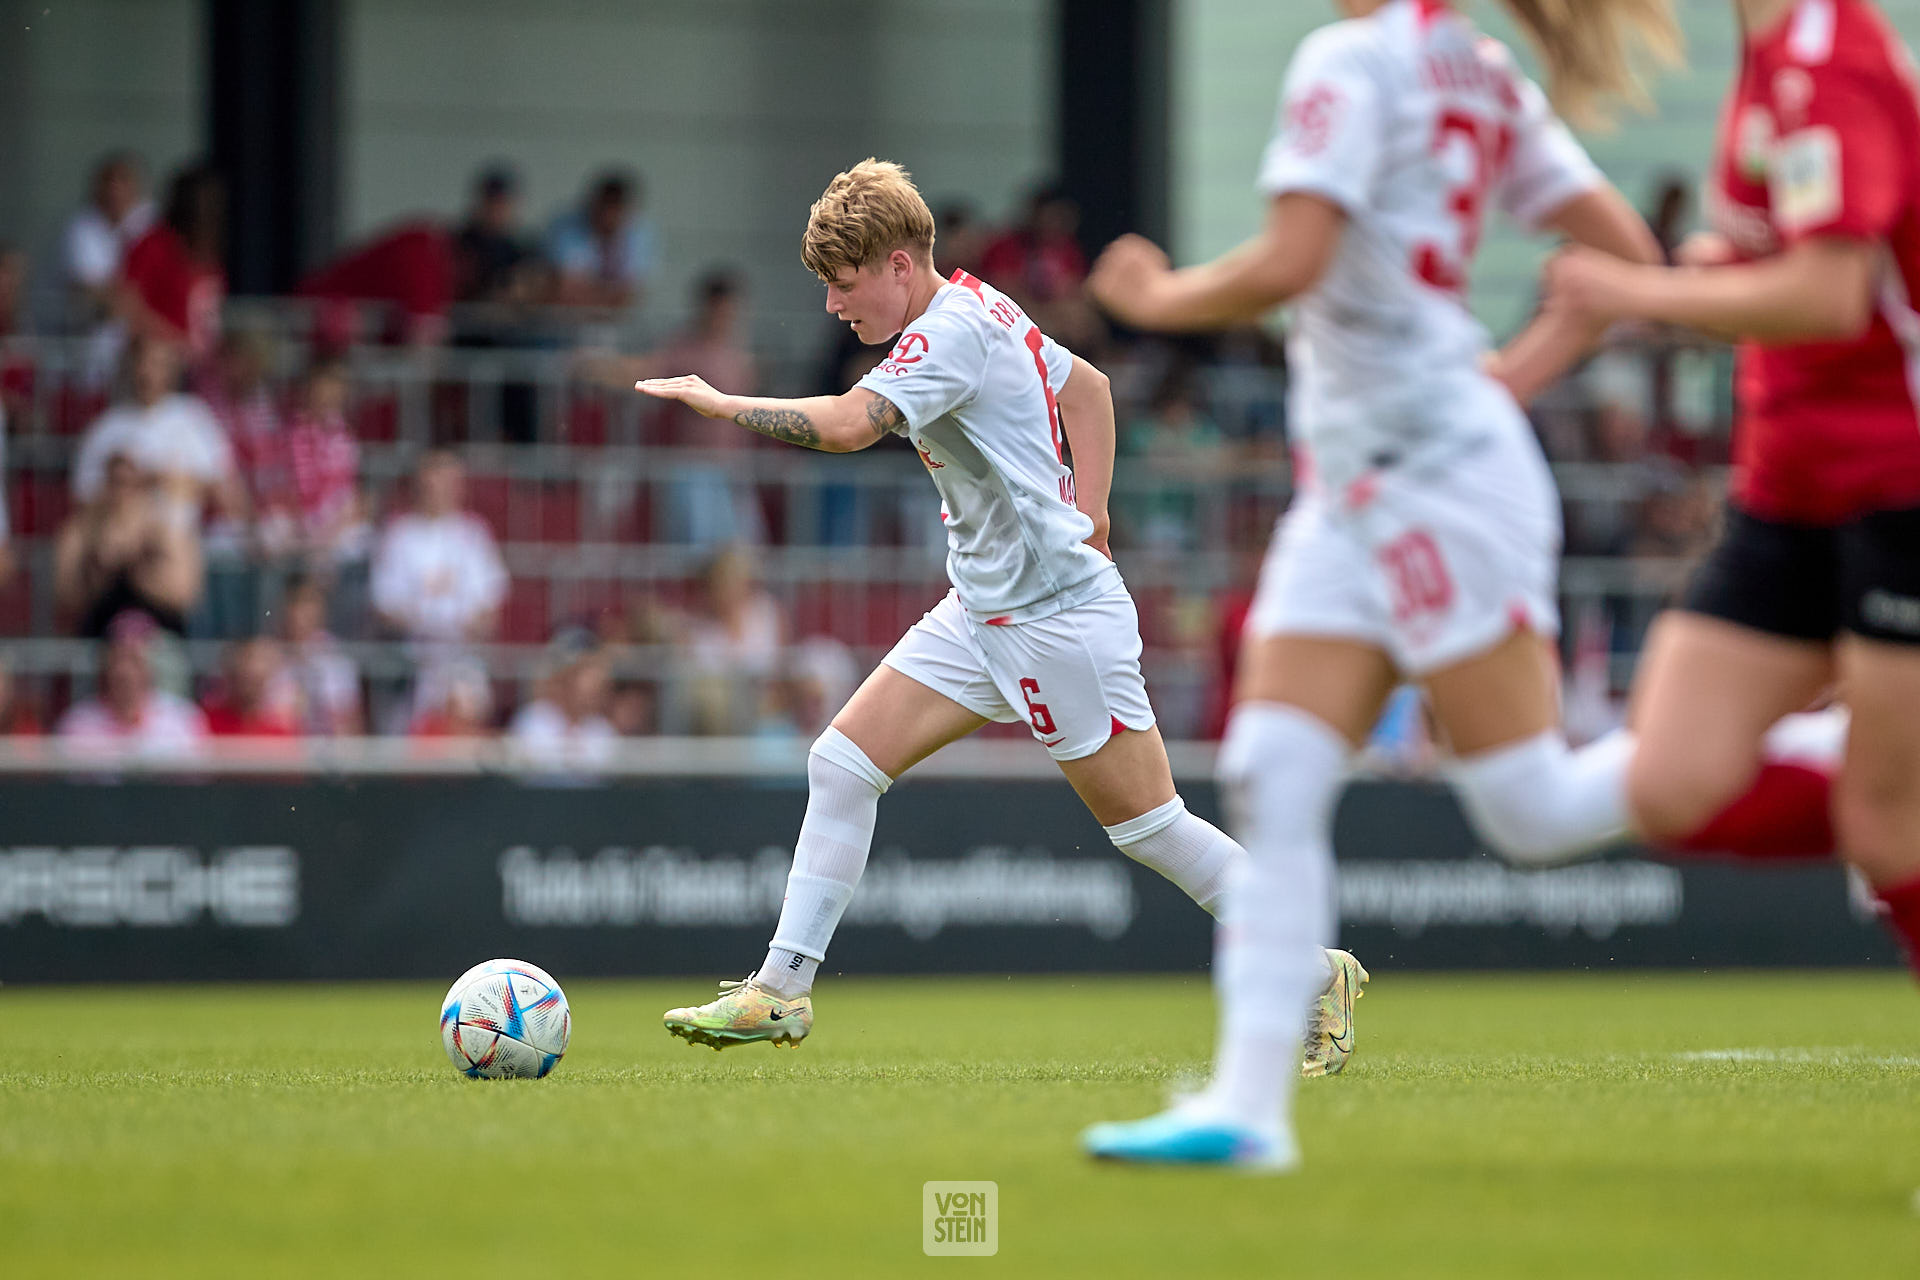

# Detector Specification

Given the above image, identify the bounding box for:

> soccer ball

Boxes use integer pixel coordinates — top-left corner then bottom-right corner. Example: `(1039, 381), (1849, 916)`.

(440, 958), (572, 1079)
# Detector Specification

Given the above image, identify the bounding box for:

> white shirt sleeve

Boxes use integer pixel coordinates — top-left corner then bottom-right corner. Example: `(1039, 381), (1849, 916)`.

(1496, 75), (1603, 232)
(1256, 26), (1386, 213)
(1041, 332), (1075, 393)
(64, 211), (120, 288)
(854, 307), (988, 430)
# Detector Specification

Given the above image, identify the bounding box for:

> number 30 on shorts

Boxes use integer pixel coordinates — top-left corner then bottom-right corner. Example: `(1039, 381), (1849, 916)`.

(1379, 529), (1454, 622)
(1018, 678), (1057, 735)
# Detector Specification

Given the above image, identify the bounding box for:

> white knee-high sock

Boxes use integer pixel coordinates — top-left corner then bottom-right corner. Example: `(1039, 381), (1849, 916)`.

(1197, 702), (1349, 1140)
(1448, 729), (1634, 867)
(1104, 796), (1245, 917)
(757, 728), (891, 998)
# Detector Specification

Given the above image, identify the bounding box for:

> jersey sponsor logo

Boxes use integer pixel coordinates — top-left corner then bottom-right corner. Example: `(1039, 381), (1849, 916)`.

(917, 444), (946, 471)
(1862, 589), (1920, 635)
(1283, 83), (1343, 157)
(1771, 126), (1843, 234)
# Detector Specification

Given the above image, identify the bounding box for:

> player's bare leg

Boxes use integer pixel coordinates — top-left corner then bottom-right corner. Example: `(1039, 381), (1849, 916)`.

(1626, 612), (1833, 843)
(1833, 636), (1920, 974)
(663, 666), (986, 1050)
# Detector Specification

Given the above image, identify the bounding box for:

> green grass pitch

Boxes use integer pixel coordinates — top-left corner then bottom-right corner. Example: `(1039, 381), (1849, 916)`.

(4, 972), (1918, 1278)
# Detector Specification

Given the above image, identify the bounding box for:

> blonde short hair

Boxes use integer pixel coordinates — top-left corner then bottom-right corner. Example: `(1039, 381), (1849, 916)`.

(801, 159), (937, 281)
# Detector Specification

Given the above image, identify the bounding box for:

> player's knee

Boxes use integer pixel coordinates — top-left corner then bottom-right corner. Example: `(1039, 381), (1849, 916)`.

(1449, 732), (1623, 866)
(1626, 745), (1748, 843)
(1833, 763), (1920, 884)
(808, 726), (893, 795)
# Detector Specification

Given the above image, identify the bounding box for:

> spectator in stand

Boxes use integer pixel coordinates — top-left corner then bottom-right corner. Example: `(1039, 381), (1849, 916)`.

(370, 450), (507, 644)
(55, 152), (154, 329)
(678, 545), (784, 734)
(53, 453), (204, 637)
(198, 329), (281, 492)
(981, 183), (1088, 307)
(74, 335), (236, 507)
(453, 165), (535, 305)
(260, 357), (368, 567)
(200, 637), (298, 736)
(119, 164), (226, 364)
(508, 627), (617, 771)
(55, 610), (207, 754)
(406, 656), (494, 738)
(658, 269), (765, 546)
(267, 573), (364, 736)
(297, 221), (455, 350)
(546, 169), (655, 310)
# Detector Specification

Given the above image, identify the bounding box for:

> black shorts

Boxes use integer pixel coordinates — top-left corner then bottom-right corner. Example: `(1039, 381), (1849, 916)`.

(1682, 502), (1920, 645)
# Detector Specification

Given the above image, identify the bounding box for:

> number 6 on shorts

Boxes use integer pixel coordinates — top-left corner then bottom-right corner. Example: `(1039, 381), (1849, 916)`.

(1019, 678), (1057, 735)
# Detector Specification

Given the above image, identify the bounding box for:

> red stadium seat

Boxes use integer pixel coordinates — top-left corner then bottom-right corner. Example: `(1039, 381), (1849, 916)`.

(464, 474), (511, 540)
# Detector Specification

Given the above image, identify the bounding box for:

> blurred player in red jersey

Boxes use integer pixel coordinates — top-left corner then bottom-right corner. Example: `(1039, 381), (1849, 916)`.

(1081, 0), (1675, 1168)
(1545, 0), (1920, 977)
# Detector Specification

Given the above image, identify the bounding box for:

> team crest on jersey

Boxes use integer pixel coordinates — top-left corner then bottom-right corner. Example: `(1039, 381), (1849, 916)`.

(878, 332), (929, 376)
(1284, 83), (1343, 157)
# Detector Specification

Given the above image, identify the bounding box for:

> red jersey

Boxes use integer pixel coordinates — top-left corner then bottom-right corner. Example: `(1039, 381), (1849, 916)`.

(1709, 0), (1920, 523)
(122, 225), (225, 361)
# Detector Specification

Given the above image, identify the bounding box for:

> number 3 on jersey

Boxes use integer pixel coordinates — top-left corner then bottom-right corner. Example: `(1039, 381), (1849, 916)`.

(1414, 109), (1513, 296)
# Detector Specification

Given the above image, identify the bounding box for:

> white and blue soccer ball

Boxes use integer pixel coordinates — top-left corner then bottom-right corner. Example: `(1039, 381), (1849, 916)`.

(440, 958), (572, 1079)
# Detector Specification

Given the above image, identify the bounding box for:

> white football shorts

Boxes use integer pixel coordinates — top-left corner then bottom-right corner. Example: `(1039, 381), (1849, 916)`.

(883, 582), (1157, 761)
(1247, 435), (1563, 675)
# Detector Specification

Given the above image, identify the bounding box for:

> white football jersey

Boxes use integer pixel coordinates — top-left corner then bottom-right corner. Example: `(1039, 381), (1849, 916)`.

(1259, 0), (1602, 497)
(856, 271), (1118, 621)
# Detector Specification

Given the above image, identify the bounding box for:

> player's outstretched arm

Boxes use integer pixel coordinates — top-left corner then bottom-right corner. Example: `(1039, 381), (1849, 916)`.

(1055, 354), (1114, 557)
(1541, 237), (1877, 345)
(1087, 194), (1344, 333)
(1487, 185), (1664, 405)
(635, 376), (902, 453)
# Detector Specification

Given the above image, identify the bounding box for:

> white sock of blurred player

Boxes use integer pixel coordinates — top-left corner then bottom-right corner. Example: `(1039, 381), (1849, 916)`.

(1191, 702), (1347, 1140)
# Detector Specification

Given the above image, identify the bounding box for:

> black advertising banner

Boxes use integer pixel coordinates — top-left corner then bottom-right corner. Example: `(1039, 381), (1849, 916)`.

(0, 776), (1897, 982)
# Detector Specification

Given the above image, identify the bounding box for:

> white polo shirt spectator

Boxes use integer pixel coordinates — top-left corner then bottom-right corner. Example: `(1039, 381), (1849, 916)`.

(371, 452), (507, 643)
(73, 337), (233, 503)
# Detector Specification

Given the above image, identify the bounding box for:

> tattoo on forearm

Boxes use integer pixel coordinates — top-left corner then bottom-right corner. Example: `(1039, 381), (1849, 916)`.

(865, 394), (906, 440)
(735, 406), (822, 449)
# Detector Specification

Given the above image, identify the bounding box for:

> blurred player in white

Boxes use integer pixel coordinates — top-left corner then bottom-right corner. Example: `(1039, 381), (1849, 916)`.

(1080, 0), (1677, 1169)
(639, 160), (1365, 1065)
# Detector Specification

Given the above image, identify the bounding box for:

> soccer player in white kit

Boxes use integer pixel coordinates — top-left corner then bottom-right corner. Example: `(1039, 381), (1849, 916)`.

(638, 160), (1365, 1064)
(1079, 0), (1679, 1168)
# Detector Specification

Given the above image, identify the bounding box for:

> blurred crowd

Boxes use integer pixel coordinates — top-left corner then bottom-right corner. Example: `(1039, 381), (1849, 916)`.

(0, 154), (1728, 764)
